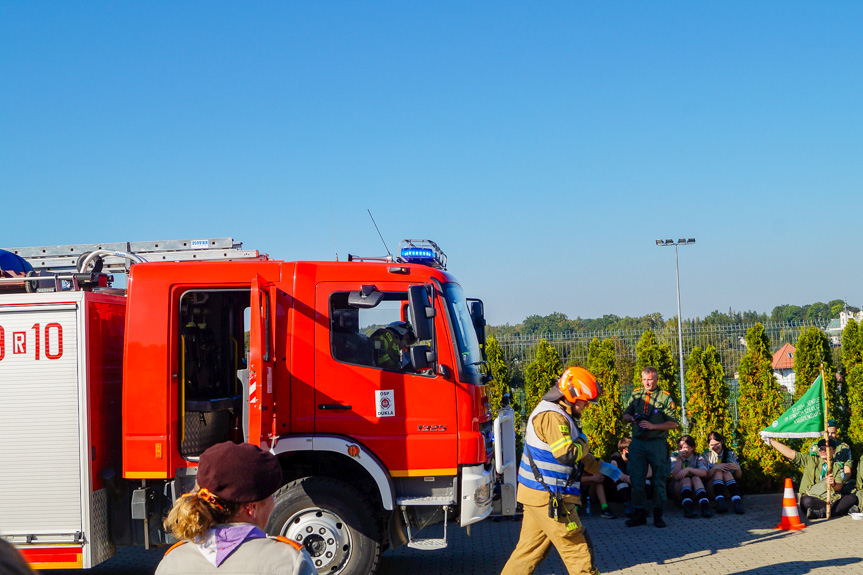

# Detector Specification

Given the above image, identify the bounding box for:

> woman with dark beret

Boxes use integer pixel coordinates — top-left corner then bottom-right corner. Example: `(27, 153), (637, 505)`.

(156, 441), (315, 575)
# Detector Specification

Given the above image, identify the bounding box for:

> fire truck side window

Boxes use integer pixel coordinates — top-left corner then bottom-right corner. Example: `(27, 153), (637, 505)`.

(330, 292), (422, 373)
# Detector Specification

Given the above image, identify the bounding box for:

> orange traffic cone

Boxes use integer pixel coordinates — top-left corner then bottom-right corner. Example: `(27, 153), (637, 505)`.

(776, 478), (806, 530)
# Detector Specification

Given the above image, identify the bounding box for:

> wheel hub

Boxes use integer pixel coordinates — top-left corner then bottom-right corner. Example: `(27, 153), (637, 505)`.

(282, 507), (352, 573)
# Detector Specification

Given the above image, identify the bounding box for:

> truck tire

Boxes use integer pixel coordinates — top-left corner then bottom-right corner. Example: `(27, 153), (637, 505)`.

(267, 476), (381, 575)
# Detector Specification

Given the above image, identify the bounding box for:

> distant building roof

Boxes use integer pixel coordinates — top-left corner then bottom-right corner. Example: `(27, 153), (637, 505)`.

(826, 318), (842, 333)
(772, 343), (795, 370)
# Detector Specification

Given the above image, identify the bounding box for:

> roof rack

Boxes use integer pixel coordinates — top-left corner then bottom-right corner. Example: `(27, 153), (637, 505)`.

(2, 237), (264, 274)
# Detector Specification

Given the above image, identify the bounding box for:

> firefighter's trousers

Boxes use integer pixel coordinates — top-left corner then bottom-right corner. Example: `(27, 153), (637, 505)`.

(500, 503), (599, 575)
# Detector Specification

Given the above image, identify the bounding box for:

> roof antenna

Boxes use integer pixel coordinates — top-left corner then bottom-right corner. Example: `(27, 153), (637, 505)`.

(330, 206), (339, 261)
(368, 209), (393, 260)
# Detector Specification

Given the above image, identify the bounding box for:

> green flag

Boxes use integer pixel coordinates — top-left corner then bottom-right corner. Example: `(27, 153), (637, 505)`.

(760, 374), (825, 439)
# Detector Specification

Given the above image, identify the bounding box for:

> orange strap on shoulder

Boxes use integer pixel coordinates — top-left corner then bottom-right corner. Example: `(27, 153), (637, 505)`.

(275, 536), (305, 551)
(164, 540), (188, 555)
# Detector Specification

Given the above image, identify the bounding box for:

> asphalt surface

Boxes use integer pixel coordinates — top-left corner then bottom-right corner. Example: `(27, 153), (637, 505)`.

(37, 494), (863, 574)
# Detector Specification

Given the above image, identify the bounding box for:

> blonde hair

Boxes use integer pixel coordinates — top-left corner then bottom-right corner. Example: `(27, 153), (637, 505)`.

(163, 490), (242, 543)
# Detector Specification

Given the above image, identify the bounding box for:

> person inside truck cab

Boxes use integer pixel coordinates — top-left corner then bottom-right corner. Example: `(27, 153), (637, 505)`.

(371, 321), (416, 371)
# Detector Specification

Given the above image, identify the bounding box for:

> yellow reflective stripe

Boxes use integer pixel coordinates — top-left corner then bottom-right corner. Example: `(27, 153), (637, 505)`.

(574, 442), (585, 461)
(550, 436), (573, 452)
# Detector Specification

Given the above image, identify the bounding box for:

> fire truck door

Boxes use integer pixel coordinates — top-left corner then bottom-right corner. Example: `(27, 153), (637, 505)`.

(248, 275), (276, 450)
(315, 283), (458, 476)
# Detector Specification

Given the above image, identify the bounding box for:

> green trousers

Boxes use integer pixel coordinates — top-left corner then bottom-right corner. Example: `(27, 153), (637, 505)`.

(628, 438), (670, 509)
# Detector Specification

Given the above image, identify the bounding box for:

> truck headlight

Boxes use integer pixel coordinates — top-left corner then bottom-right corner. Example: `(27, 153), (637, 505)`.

(474, 483), (492, 507)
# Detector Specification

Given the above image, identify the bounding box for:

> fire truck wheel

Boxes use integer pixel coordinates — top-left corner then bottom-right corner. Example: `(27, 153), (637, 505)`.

(267, 476), (381, 575)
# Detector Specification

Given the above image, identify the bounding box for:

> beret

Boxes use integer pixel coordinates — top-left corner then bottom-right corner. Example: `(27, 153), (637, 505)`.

(816, 437), (839, 449)
(197, 442), (282, 503)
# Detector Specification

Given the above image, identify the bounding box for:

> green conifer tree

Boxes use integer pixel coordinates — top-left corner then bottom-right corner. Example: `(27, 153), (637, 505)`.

(737, 323), (793, 491)
(582, 338), (624, 460)
(793, 326), (836, 404)
(684, 346), (731, 450)
(842, 320), (863, 449)
(484, 336), (510, 415)
(632, 330), (677, 400)
(524, 338), (563, 417)
(841, 319), (862, 369)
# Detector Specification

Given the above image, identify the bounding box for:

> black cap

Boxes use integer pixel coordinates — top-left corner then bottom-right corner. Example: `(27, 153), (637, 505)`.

(197, 442), (282, 503)
(816, 438), (839, 449)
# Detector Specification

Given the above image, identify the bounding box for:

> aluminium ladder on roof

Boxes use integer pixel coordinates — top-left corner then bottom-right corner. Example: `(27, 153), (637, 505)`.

(2, 237), (265, 274)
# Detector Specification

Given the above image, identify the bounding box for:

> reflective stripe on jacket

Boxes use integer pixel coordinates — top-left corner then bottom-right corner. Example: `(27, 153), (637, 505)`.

(517, 400), (583, 496)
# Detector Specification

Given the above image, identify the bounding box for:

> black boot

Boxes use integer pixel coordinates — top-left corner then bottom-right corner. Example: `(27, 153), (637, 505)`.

(653, 508), (667, 528)
(700, 500), (713, 518)
(683, 500), (698, 518)
(625, 508), (647, 527)
(714, 496), (728, 514)
(732, 498), (745, 514)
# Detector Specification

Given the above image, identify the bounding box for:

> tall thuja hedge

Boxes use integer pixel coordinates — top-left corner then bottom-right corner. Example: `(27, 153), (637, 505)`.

(485, 336), (511, 415)
(632, 330), (679, 445)
(842, 320), (863, 449)
(581, 338), (624, 460)
(632, 330), (677, 400)
(794, 326), (842, 432)
(737, 323), (793, 491)
(524, 339), (563, 418)
(685, 345), (732, 449)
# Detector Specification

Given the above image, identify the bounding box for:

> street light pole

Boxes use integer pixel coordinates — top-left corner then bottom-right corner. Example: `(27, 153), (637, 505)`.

(655, 238), (695, 428)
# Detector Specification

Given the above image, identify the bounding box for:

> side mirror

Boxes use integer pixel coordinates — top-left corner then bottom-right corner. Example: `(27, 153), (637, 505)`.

(409, 345), (434, 371)
(408, 285), (435, 341)
(348, 285), (383, 309)
(468, 298), (487, 356)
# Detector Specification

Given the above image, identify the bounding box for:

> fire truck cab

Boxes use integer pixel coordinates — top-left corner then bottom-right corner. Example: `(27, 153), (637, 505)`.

(0, 238), (516, 575)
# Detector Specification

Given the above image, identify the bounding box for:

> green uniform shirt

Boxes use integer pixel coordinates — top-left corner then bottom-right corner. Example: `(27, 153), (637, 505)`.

(792, 450), (845, 501)
(624, 387), (678, 441)
(856, 454), (863, 491)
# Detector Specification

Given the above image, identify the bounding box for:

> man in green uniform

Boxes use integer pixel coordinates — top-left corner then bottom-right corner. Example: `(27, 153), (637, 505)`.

(808, 419), (853, 494)
(622, 366), (678, 528)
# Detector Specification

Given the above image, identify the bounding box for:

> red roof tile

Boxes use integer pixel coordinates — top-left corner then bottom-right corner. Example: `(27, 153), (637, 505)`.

(772, 343), (795, 370)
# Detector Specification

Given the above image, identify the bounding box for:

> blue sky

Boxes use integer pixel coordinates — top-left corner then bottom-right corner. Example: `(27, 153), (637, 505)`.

(2, 3), (861, 325)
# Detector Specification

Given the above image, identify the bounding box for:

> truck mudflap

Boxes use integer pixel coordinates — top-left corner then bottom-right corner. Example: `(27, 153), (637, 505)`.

(460, 406), (517, 526)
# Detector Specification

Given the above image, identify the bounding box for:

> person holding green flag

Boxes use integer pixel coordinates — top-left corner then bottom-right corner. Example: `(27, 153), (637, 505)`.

(760, 373), (858, 519)
(767, 437), (857, 518)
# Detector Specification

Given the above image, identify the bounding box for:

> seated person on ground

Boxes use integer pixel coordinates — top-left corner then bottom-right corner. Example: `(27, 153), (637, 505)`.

(609, 437), (650, 518)
(854, 454), (863, 512)
(808, 419), (853, 495)
(671, 435), (713, 518)
(767, 437), (857, 519)
(581, 468), (620, 519)
(704, 431), (744, 514)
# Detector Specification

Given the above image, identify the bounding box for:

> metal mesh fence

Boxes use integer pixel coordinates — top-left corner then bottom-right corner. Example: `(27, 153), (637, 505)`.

(495, 320), (823, 422)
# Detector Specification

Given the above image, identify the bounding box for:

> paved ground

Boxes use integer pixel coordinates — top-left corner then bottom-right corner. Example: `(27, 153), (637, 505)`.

(38, 494), (863, 574)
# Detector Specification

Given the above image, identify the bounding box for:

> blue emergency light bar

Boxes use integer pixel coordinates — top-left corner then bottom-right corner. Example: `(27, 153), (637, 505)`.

(399, 240), (447, 270)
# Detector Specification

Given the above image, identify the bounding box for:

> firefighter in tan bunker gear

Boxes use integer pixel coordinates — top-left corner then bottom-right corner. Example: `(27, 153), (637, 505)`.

(501, 367), (622, 575)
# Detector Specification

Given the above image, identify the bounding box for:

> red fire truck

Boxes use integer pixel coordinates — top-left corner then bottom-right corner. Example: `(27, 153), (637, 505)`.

(0, 238), (516, 574)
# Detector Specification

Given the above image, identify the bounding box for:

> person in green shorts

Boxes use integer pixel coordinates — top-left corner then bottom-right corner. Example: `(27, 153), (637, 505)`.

(622, 366), (678, 528)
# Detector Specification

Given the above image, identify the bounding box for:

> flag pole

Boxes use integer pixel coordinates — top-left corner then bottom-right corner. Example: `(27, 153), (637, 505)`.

(821, 364), (832, 519)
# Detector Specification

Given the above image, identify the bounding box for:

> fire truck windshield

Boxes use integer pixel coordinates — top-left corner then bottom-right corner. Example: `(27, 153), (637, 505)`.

(440, 283), (483, 378)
